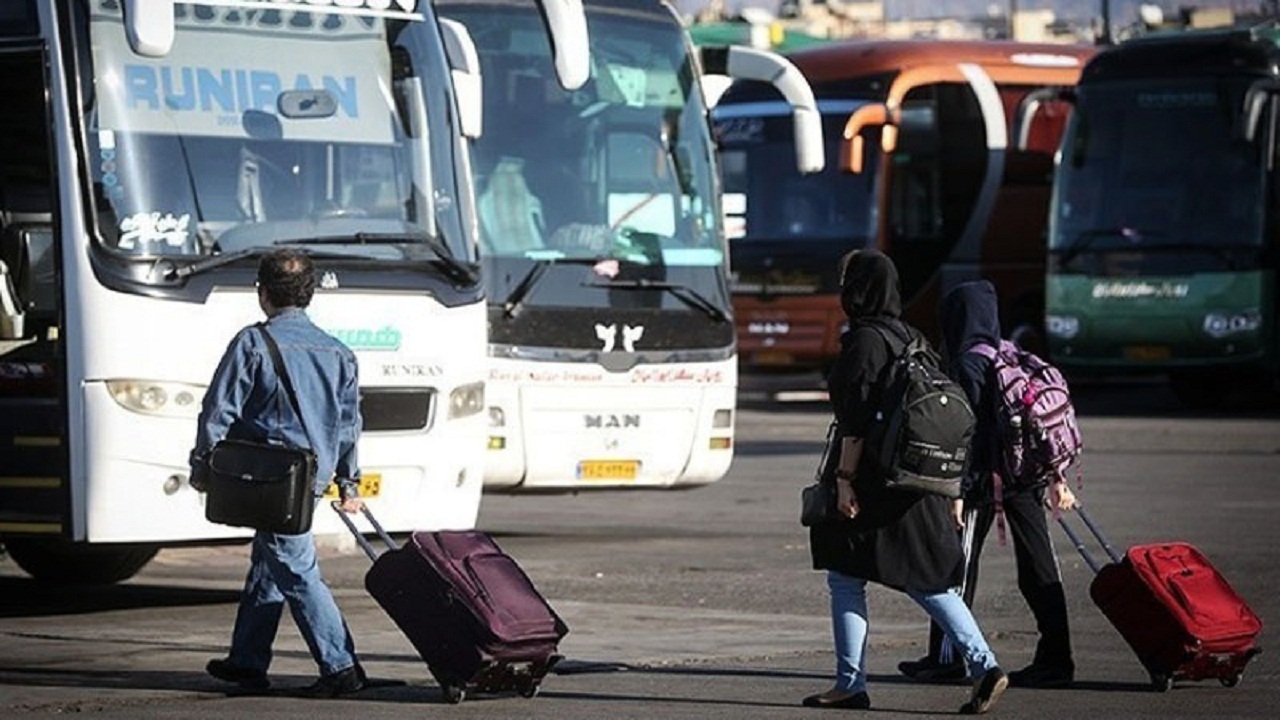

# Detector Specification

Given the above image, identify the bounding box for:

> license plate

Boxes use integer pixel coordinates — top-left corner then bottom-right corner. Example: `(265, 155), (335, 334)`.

(577, 460), (639, 481)
(752, 350), (794, 366)
(324, 472), (382, 499)
(1124, 345), (1171, 361)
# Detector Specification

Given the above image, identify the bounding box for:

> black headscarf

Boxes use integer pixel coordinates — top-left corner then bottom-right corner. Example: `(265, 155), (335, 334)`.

(940, 279), (1001, 359)
(839, 249), (902, 321)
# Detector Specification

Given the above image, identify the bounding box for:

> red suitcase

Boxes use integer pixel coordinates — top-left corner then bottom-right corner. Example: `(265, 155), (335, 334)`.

(1059, 505), (1262, 691)
(335, 505), (568, 703)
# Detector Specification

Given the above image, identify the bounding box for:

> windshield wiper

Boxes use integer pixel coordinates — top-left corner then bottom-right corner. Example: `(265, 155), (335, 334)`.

(1054, 227), (1162, 267)
(1117, 241), (1256, 271)
(165, 246), (275, 281)
(583, 278), (730, 323)
(502, 258), (606, 319)
(283, 232), (477, 284)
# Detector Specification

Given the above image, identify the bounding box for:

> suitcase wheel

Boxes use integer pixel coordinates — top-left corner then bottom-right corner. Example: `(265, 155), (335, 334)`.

(442, 683), (466, 704)
(517, 681), (540, 699)
(1220, 672), (1243, 688)
(1150, 672), (1174, 693)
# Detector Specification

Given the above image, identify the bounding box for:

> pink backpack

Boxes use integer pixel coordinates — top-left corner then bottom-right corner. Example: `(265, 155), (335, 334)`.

(969, 340), (1083, 491)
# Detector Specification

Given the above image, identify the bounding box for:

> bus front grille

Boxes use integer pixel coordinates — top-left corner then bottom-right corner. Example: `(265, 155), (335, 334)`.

(359, 388), (434, 432)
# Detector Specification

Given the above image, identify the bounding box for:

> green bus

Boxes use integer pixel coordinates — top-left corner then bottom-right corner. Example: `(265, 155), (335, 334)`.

(1046, 28), (1280, 407)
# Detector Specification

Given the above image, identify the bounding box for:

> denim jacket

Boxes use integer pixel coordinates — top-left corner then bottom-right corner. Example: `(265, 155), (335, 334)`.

(192, 308), (361, 498)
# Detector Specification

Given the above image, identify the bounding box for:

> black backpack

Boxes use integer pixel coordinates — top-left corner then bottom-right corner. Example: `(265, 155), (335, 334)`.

(863, 324), (974, 498)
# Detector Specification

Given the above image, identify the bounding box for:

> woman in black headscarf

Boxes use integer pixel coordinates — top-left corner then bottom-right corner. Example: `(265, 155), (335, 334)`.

(899, 280), (1077, 688)
(804, 251), (1007, 714)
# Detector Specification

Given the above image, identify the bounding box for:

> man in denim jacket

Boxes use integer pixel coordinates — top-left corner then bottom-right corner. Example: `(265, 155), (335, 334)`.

(190, 248), (366, 698)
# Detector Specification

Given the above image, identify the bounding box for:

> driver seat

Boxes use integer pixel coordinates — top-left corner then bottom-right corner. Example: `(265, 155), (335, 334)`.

(478, 156), (545, 255)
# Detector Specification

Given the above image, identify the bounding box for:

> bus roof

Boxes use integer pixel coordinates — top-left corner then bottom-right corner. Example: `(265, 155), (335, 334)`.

(786, 39), (1095, 84)
(719, 39), (1095, 106)
(1083, 28), (1280, 82)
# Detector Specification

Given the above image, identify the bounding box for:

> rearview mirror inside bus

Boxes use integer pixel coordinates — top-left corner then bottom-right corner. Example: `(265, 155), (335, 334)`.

(242, 110), (283, 141)
(123, 0), (175, 57)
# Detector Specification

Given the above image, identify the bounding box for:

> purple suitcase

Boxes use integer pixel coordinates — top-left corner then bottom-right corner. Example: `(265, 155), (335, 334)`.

(336, 505), (568, 703)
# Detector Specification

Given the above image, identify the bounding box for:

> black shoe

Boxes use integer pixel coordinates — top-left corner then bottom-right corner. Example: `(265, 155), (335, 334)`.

(1009, 662), (1074, 688)
(898, 656), (967, 682)
(961, 667), (1008, 715)
(299, 666), (365, 698)
(801, 691), (871, 709)
(206, 658), (270, 690)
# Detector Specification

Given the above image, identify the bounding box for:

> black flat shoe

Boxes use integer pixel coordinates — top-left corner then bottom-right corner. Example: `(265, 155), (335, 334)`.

(801, 691), (871, 709)
(961, 667), (1008, 715)
(298, 666), (365, 698)
(206, 658), (270, 690)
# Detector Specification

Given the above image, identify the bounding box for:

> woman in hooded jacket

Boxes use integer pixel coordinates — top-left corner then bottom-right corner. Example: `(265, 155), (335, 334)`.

(898, 280), (1078, 688)
(805, 251), (1007, 714)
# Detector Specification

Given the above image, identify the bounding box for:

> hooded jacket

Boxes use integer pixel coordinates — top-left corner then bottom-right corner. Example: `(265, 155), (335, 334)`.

(939, 280), (1001, 500)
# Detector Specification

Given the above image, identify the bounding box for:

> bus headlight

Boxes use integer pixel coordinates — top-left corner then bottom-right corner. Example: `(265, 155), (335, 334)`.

(106, 380), (204, 417)
(1203, 312), (1261, 338)
(1045, 315), (1080, 339)
(448, 381), (485, 419)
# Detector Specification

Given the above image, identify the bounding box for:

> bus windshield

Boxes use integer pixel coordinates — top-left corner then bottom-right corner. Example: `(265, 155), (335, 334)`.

(715, 104), (878, 244)
(1051, 78), (1266, 259)
(446, 3), (724, 310)
(80, 2), (468, 265)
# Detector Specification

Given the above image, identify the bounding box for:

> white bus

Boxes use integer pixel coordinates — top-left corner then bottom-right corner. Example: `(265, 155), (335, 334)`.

(0, 0), (587, 583)
(437, 0), (823, 492)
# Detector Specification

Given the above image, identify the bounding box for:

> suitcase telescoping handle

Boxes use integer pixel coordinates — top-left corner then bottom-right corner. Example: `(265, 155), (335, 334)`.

(1056, 502), (1123, 573)
(331, 501), (400, 562)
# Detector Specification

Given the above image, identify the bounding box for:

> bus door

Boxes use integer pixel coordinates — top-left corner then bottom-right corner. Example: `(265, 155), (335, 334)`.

(0, 43), (68, 541)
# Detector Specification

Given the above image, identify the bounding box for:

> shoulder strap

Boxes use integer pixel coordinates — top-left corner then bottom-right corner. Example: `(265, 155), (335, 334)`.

(815, 421), (839, 485)
(862, 320), (909, 356)
(256, 323), (311, 439)
(967, 342), (998, 360)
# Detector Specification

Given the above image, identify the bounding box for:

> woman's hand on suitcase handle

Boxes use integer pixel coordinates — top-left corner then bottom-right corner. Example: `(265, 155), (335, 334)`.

(1048, 479), (1077, 511)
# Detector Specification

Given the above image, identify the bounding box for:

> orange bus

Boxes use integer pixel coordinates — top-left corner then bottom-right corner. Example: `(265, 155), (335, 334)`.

(713, 40), (1095, 378)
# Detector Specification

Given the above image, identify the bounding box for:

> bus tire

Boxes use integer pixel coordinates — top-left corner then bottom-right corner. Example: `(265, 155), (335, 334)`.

(3, 539), (159, 585)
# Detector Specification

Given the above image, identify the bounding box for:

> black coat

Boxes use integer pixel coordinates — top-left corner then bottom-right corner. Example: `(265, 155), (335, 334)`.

(808, 319), (966, 593)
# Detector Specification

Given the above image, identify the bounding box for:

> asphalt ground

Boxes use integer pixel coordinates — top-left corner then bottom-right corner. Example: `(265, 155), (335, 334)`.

(1, 379), (1278, 718)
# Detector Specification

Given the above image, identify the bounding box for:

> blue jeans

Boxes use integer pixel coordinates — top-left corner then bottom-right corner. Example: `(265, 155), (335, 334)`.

(826, 571), (997, 692)
(228, 528), (358, 677)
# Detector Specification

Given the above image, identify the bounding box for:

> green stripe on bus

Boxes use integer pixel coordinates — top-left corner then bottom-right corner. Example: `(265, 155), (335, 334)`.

(0, 477), (62, 489)
(0, 522), (62, 534)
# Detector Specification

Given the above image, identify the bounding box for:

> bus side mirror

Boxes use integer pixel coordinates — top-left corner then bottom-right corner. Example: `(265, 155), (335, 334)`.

(123, 0), (174, 58)
(1242, 79), (1280, 143)
(439, 19), (483, 139)
(700, 46), (825, 174)
(1014, 87), (1075, 154)
(534, 0), (590, 91)
(841, 103), (892, 174)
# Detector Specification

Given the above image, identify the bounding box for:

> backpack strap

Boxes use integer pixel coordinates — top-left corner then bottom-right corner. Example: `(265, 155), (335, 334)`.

(967, 342), (998, 360)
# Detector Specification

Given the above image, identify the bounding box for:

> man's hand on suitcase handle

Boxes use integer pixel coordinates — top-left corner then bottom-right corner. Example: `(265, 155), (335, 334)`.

(336, 497), (365, 514)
